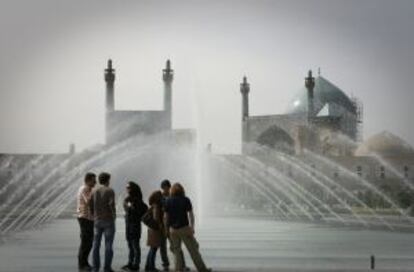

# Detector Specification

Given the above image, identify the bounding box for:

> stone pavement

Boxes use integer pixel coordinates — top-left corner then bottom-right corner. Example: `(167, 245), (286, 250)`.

(0, 217), (413, 272)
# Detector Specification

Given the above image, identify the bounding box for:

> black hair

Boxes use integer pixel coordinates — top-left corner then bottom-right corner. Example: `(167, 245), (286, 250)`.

(98, 172), (111, 185)
(127, 181), (143, 201)
(84, 172), (96, 183)
(160, 179), (171, 189)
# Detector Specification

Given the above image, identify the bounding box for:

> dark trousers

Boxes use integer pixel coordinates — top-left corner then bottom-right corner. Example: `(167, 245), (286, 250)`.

(77, 217), (94, 267)
(126, 222), (142, 269)
(145, 247), (159, 270)
(160, 236), (170, 268)
(127, 237), (141, 268)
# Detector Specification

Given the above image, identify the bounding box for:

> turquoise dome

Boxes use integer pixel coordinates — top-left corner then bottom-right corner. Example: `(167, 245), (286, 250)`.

(286, 76), (356, 115)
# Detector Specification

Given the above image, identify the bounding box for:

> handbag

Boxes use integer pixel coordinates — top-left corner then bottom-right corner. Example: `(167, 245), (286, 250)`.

(141, 207), (159, 230)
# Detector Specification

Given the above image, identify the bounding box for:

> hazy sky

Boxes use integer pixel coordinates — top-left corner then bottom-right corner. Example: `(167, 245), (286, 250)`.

(1, 0), (414, 154)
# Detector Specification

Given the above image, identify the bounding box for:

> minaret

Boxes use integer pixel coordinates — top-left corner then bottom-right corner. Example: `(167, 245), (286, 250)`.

(104, 59), (115, 144)
(305, 70), (315, 124)
(163, 59), (174, 129)
(240, 76), (250, 121)
(105, 59), (115, 112)
(240, 76), (250, 154)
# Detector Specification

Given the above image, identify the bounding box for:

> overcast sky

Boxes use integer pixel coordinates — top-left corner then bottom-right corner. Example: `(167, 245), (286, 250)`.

(0, 0), (413, 154)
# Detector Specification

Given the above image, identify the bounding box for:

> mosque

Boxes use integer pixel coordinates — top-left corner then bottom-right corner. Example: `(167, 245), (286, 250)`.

(239, 69), (414, 200)
(104, 59), (195, 145)
(1, 60), (413, 210)
(241, 71), (361, 156)
(105, 59), (172, 144)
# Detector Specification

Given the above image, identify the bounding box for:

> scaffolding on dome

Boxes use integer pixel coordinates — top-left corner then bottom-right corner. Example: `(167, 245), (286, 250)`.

(351, 96), (364, 142)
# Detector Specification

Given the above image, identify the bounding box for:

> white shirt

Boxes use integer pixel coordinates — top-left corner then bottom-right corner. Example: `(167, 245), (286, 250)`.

(77, 185), (93, 220)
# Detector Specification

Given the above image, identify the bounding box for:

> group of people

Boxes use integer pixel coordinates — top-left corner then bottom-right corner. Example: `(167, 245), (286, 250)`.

(77, 172), (211, 272)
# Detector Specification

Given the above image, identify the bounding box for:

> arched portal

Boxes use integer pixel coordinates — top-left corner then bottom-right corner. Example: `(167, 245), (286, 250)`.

(257, 125), (294, 154)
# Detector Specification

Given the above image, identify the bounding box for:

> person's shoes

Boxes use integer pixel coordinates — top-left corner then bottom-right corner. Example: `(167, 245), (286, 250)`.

(122, 264), (132, 271)
(104, 268), (116, 272)
(162, 267), (169, 272)
(78, 265), (92, 271)
(175, 268), (190, 272)
(130, 265), (139, 272)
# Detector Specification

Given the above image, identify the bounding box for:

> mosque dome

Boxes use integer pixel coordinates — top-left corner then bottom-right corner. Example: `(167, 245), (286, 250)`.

(286, 76), (356, 116)
(355, 131), (414, 157)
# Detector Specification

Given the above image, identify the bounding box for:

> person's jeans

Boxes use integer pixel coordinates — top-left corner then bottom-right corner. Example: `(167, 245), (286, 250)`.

(77, 218), (94, 267)
(170, 226), (209, 272)
(92, 220), (115, 272)
(145, 247), (158, 270)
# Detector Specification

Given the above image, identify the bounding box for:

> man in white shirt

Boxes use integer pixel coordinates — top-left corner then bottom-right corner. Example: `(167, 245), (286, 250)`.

(77, 172), (96, 271)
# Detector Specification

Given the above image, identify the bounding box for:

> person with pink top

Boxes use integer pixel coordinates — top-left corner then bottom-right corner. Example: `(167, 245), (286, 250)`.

(76, 172), (97, 271)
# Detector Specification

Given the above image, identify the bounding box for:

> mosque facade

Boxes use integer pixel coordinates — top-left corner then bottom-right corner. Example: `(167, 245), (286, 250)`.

(241, 71), (361, 156)
(104, 59), (175, 145)
(1, 62), (414, 211)
(239, 70), (414, 203)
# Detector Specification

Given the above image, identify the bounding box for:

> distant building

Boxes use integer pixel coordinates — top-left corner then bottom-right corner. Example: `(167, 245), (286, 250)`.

(1, 62), (413, 209)
(105, 59), (174, 145)
(241, 71), (360, 156)
(239, 70), (414, 191)
(0, 59), (194, 188)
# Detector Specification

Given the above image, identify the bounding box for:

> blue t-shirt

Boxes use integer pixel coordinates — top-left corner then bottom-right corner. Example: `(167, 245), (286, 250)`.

(164, 196), (193, 229)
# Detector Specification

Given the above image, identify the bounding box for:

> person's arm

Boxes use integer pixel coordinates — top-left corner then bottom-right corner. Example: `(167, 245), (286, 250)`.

(110, 190), (116, 219)
(123, 198), (129, 212)
(89, 191), (95, 218)
(188, 210), (195, 234)
(139, 202), (148, 219)
(187, 197), (195, 234)
(81, 188), (90, 204)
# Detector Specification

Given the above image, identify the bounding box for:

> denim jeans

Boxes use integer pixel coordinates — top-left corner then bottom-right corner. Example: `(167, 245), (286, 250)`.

(92, 220), (115, 272)
(145, 247), (158, 270)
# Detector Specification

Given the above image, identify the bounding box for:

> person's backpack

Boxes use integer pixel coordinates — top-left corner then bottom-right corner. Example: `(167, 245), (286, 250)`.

(141, 207), (159, 230)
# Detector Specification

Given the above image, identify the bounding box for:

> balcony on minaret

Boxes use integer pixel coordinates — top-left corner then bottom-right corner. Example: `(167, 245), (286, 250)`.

(105, 59), (115, 82)
(240, 76), (250, 121)
(163, 59), (174, 81)
(305, 70), (315, 93)
(240, 76), (250, 94)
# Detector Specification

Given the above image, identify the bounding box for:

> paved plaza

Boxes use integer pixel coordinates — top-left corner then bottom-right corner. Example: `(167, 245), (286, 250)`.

(0, 217), (413, 272)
